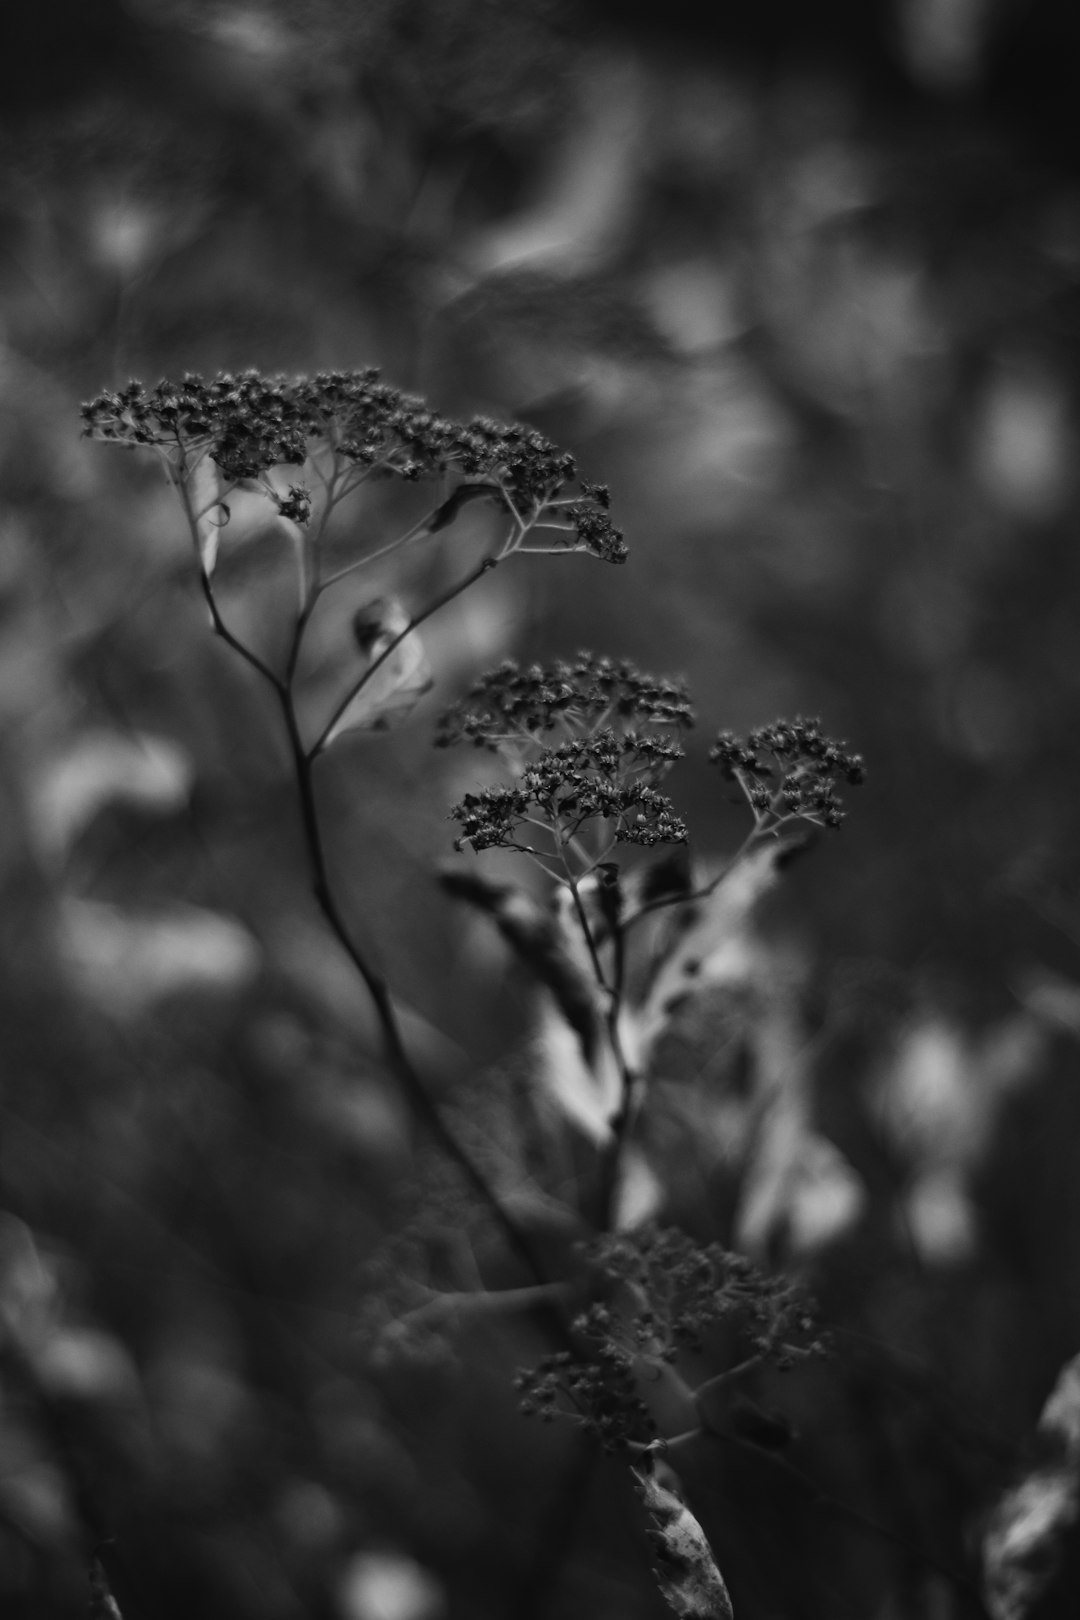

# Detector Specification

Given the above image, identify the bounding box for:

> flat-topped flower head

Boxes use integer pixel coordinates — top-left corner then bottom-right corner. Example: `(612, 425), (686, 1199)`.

(711, 716), (865, 831)
(584, 1226), (823, 1362)
(449, 738), (688, 854)
(82, 370), (625, 560)
(436, 653), (694, 750)
(439, 656), (693, 860)
(515, 1343), (657, 1455)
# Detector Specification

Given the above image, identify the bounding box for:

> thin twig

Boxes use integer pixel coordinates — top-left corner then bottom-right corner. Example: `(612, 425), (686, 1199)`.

(274, 687), (557, 1292)
(175, 474), (562, 1304)
(308, 553), (500, 756)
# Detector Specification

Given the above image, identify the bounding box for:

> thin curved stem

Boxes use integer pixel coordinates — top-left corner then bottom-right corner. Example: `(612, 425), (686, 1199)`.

(174, 456), (285, 690)
(196, 568), (283, 689)
(562, 866), (611, 997)
(309, 554), (500, 757)
(556, 853), (641, 1229)
(318, 504), (442, 589)
(274, 688), (558, 1292)
(176, 469), (557, 1295)
(621, 818), (787, 933)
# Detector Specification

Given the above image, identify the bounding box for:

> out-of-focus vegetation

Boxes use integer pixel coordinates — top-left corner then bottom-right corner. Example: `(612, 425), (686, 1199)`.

(5, 1), (1080, 1616)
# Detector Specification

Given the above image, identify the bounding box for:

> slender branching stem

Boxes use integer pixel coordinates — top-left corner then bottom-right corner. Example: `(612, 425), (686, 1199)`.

(562, 864), (611, 996)
(558, 854), (641, 1230)
(620, 817), (784, 933)
(317, 502), (443, 588)
(273, 684), (555, 1289)
(195, 568), (283, 689)
(309, 553), (500, 756)
(393, 1281), (575, 1334)
(177, 478), (558, 1294)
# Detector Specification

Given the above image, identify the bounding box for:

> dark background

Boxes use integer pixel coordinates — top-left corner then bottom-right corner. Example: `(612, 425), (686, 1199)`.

(3, 2), (1080, 1616)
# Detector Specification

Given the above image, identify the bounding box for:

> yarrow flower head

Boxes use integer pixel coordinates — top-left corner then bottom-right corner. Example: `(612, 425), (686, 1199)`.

(514, 1344), (657, 1455)
(583, 1226), (824, 1363)
(449, 734), (688, 854)
(710, 717), (865, 831)
(514, 1226), (822, 1453)
(438, 655), (693, 860)
(81, 370), (625, 560)
(436, 653), (694, 750)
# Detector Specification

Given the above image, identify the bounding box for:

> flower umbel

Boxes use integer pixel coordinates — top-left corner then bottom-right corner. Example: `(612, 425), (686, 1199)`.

(584, 1225), (824, 1363)
(439, 656), (692, 867)
(515, 1344), (658, 1455)
(449, 732), (687, 854)
(710, 717), (865, 832)
(514, 1226), (823, 1452)
(437, 653), (694, 749)
(81, 370), (626, 562)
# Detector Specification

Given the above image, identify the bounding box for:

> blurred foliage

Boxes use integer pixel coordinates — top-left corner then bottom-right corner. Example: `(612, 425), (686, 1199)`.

(5, 1), (1080, 1617)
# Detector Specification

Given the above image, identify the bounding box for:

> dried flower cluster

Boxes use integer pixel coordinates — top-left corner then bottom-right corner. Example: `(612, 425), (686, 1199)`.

(437, 653), (693, 749)
(448, 731), (688, 853)
(515, 1343), (658, 1454)
(710, 717), (865, 830)
(82, 370), (626, 560)
(438, 655), (693, 858)
(515, 1227), (822, 1453)
(585, 1226), (823, 1362)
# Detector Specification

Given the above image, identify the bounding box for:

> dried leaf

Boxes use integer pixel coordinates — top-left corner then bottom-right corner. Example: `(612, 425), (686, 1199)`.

(633, 1461), (734, 1620)
(718, 977), (865, 1258)
(440, 867), (621, 1141)
(984, 1351), (1080, 1620)
(427, 481), (507, 532)
(636, 847), (694, 909)
(630, 841), (786, 1070)
(324, 599), (432, 743)
(534, 997), (622, 1144)
(189, 451), (227, 578)
(440, 870), (604, 1056)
